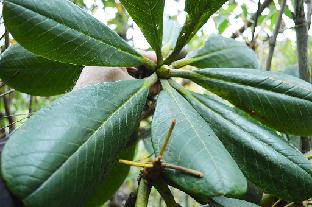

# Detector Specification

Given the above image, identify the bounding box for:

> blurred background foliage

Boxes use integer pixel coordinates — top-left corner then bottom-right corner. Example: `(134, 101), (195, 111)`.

(0, 0), (312, 206)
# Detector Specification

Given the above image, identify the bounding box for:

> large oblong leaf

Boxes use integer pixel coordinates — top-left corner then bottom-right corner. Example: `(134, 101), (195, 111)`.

(85, 144), (136, 207)
(3, 0), (147, 67)
(120, 0), (164, 61)
(174, 68), (312, 136)
(151, 80), (247, 201)
(1, 79), (152, 207)
(173, 35), (259, 69)
(0, 44), (83, 96)
(164, 0), (227, 63)
(177, 87), (312, 201)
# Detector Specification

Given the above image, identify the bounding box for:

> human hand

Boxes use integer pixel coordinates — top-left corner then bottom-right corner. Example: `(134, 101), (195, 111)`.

(74, 51), (157, 89)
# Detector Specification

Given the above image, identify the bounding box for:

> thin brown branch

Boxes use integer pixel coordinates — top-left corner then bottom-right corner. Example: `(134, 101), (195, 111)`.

(231, 0), (273, 39)
(1, 27), (15, 133)
(251, 0), (261, 42)
(0, 89), (15, 98)
(266, 0), (287, 71)
(29, 96), (33, 116)
(161, 163), (203, 178)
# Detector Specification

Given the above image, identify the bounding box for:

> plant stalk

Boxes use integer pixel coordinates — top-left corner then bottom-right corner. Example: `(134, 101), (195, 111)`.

(153, 178), (180, 207)
(266, 0), (287, 71)
(159, 119), (176, 157)
(135, 178), (151, 207)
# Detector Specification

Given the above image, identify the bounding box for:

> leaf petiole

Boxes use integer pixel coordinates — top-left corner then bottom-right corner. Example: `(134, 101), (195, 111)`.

(159, 119), (176, 157)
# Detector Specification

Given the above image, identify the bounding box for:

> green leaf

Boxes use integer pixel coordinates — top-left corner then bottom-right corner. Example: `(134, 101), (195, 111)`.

(175, 68), (312, 136)
(3, 0), (148, 67)
(85, 144), (136, 207)
(0, 44), (82, 96)
(162, 18), (181, 58)
(208, 196), (260, 207)
(177, 87), (312, 201)
(151, 80), (247, 201)
(120, 0), (164, 61)
(1, 79), (151, 207)
(173, 35), (259, 69)
(164, 0), (227, 64)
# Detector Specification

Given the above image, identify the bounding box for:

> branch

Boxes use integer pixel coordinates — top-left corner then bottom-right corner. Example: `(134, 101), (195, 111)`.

(231, 0), (273, 39)
(1, 28), (15, 133)
(294, 0), (311, 153)
(251, 0), (261, 43)
(135, 178), (151, 207)
(153, 177), (180, 207)
(266, 0), (287, 71)
(306, 0), (312, 29)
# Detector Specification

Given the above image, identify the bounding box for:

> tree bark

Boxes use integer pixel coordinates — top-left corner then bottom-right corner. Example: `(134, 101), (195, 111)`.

(294, 0), (311, 153)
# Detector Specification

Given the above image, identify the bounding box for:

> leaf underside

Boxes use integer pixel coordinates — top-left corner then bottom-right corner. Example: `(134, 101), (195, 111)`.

(185, 35), (259, 69)
(3, 0), (144, 67)
(151, 80), (247, 200)
(191, 68), (312, 136)
(171, 0), (227, 57)
(120, 0), (164, 60)
(1, 80), (149, 207)
(181, 90), (312, 201)
(208, 196), (260, 207)
(0, 44), (82, 96)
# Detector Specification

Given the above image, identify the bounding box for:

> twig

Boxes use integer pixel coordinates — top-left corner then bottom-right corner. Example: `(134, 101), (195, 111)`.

(284, 202), (294, 207)
(231, 0), (273, 39)
(1, 27), (15, 133)
(266, 0), (287, 71)
(29, 96), (33, 116)
(119, 160), (153, 168)
(135, 178), (151, 207)
(159, 119), (176, 157)
(272, 199), (281, 207)
(0, 89), (15, 98)
(153, 177), (180, 207)
(161, 163), (203, 178)
(251, 0), (261, 43)
(2, 90), (15, 133)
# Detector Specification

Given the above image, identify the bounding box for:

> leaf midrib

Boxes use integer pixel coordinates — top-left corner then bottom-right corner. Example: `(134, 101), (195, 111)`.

(24, 81), (147, 200)
(164, 85), (226, 191)
(190, 45), (246, 63)
(195, 74), (312, 102)
(6, 1), (142, 62)
(190, 93), (312, 177)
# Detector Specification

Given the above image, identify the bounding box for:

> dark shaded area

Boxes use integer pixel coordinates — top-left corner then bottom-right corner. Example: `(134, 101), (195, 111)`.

(0, 138), (23, 207)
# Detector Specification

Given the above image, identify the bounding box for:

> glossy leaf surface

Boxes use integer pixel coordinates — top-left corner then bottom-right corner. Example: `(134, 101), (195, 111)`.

(85, 144), (136, 207)
(166, 0), (227, 63)
(185, 68), (312, 136)
(1, 80), (150, 207)
(3, 0), (145, 67)
(120, 0), (165, 60)
(151, 81), (247, 200)
(174, 35), (259, 69)
(0, 44), (82, 96)
(180, 89), (312, 201)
